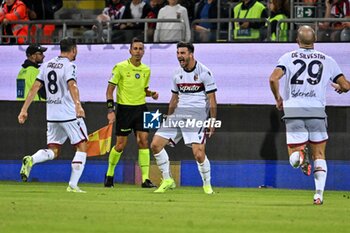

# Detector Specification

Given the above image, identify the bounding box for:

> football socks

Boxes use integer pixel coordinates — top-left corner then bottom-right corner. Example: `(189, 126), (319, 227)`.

(138, 148), (150, 183)
(106, 147), (122, 177)
(154, 148), (171, 180)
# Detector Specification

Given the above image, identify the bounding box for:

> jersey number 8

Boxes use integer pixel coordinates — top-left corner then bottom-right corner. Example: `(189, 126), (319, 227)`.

(47, 70), (58, 94)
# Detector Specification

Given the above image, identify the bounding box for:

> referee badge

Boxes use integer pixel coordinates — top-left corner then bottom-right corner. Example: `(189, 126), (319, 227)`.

(135, 73), (140, 79)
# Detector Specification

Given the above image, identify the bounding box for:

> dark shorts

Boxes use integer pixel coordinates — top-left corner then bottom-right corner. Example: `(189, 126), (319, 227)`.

(115, 104), (149, 136)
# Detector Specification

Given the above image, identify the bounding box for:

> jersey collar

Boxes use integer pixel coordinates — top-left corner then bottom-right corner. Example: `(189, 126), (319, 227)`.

(183, 61), (197, 73)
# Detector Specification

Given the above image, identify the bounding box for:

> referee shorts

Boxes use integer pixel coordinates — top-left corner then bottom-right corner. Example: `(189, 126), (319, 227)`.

(115, 104), (149, 136)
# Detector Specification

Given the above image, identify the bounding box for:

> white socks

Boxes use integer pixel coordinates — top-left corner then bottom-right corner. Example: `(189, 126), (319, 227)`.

(289, 151), (301, 168)
(68, 151), (87, 188)
(313, 159), (327, 199)
(154, 148), (171, 179)
(32, 149), (55, 165)
(197, 156), (211, 186)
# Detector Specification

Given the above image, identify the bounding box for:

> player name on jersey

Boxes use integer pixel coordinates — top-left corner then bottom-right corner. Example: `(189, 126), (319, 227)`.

(47, 62), (64, 69)
(291, 52), (326, 60)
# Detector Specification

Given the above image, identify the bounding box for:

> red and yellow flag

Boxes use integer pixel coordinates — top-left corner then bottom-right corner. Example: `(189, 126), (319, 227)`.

(87, 124), (113, 157)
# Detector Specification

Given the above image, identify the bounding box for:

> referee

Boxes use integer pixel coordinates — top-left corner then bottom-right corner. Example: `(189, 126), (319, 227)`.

(104, 37), (158, 188)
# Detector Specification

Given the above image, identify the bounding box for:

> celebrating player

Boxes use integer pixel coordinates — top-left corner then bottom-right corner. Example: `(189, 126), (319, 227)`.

(18, 37), (88, 193)
(269, 25), (350, 204)
(151, 41), (218, 194)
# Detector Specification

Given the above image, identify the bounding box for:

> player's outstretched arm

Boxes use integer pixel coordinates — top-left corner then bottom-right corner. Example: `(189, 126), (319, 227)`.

(332, 75), (350, 94)
(68, 80), (85, 118)
(18, 80), (42, 124)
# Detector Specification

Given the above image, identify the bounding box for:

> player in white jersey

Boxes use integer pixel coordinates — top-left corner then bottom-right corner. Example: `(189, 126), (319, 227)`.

(151, 41), (218, 194)
(269, 26), (350, 205)
(18, 38), (88, 193)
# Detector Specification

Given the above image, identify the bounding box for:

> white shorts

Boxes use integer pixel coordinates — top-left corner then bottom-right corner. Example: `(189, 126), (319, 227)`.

(47, 118), (88, 146)
(285, 118), (328, 145)
(155, 108), (208, 147)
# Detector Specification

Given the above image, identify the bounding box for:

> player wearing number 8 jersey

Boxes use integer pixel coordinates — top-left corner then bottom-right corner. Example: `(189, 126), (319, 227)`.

(269, 25), (350, 205)
(18, 38), (88, 193)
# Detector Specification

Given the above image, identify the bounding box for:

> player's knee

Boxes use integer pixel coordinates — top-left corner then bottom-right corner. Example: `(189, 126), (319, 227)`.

(137, 138), (148, 149)
(150, 141), (162, 154)
(115, 140), (126, 152)
(115, 144), (124, 152)
(53, 151), (59, 158)
(48, 146), (60, 158)
(193, 149), (205, 163)
(76, 141), (87, 152)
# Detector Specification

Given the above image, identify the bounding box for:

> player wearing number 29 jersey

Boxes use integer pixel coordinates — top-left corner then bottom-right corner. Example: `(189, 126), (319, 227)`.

(37, 56), (78, 121)
(269, 26), (350, 205)
(277, 48), (343, 118)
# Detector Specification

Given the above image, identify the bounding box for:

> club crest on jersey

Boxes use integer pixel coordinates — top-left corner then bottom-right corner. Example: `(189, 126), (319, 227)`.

(180, 75), (183, 79)
(194, 74), (198, 81)
(135, 73), (140, 79)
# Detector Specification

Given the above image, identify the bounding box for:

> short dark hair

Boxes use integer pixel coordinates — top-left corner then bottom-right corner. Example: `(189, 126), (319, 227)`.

(130, 37), (143, 48)
(60, 37), (77, 52)
(177, 41), (194, 53)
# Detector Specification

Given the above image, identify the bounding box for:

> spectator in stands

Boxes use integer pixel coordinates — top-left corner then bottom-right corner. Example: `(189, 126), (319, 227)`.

(83, 0), (125, 43)
(319, 0), (350, 41)
(145, 0), (165, 41)
(154, 0), (191, 42)
(193, 0), (227, 42)
(341, 20), (350, 41)
(118, 0), (154, 42)
(0, 0), (29, 44)
(267, 0), (289, 42)
(149, 0), (166, 17)
(178, 0), (196, 22)
(17, 44), (47, 101)
(22, 0), (63, 43)
(232, 0), (267, 41)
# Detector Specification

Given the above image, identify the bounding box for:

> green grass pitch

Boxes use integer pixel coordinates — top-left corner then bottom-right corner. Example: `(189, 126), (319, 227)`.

(0, 181), (349, 233)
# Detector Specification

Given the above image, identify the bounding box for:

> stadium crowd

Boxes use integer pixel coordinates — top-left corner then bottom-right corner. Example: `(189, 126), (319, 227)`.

(1, 0), (350, 44)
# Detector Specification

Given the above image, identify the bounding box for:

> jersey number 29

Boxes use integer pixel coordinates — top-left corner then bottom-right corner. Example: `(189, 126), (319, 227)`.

(291, 59), (323, 85)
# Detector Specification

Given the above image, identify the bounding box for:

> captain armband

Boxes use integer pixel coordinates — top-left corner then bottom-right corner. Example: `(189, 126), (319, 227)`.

(107, 99), (115, 113)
